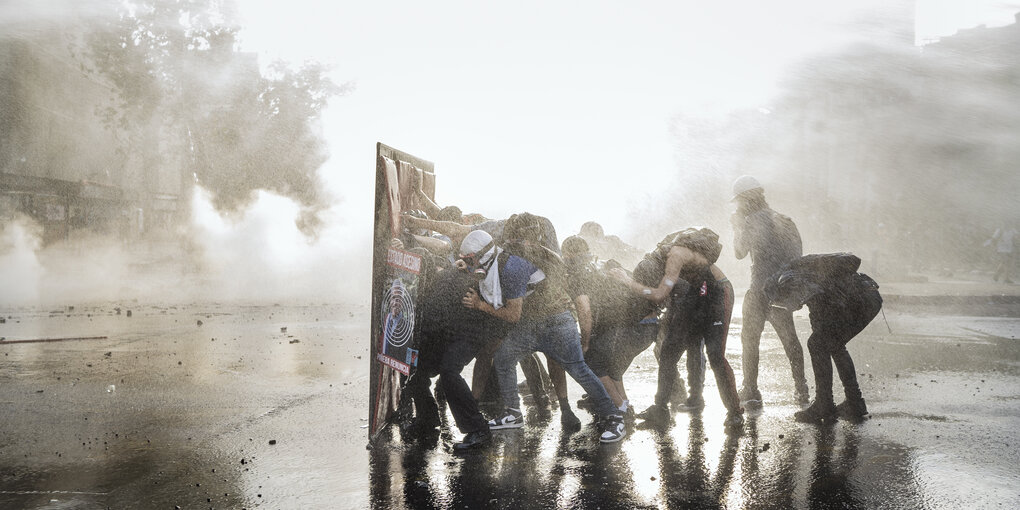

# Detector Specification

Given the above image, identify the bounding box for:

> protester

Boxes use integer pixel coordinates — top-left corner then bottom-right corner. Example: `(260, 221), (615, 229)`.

(610, 228), (744, 429)
(764, 253), (882, 423)
(419, 258), (513, 450)
(403, 209), (556, 413)
(730, 175), (810, 406)
(577, 221), (644, 270)
(561, 236), (663, 422)
(459, 229), (626, 443)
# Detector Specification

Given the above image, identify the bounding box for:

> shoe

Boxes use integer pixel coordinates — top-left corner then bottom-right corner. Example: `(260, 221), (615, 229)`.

(599, 414), (626, 443)
(723, 410), (744, 428)
(560, 408), (582, 432)
(676, 395), (705, 413)
(636, 404), (670, 427)
(794, 402), (837, 424)
(487, 408), (525, 430)
(836, 398), (869, 420)
(453, 429), (492, 450)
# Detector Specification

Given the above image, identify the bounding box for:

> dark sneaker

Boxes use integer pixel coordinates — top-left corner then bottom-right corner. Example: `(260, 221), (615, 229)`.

(599, 414), (626, 443)
(560, 408), (582, 432)
(794, 402), (837, 424)
(453, 429), (492, 450)
(637, 404), (671, 427)
(488, 408), (525, 430)
(676, 395), (705, 413)
(836, 398), (869, 420)
(723, 410), (745, 428)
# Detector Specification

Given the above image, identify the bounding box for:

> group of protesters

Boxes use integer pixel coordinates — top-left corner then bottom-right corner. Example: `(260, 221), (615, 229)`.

(393, 175), (884, 450)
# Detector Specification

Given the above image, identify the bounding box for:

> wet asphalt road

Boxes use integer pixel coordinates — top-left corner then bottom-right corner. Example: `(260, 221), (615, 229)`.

(0, 300), (1017, 509)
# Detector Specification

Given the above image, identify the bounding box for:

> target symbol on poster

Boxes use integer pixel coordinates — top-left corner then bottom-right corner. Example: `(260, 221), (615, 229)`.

(382, 278), (415, 349)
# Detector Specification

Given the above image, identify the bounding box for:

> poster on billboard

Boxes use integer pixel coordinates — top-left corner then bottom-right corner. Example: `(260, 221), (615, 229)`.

(369, 143), (435, 442)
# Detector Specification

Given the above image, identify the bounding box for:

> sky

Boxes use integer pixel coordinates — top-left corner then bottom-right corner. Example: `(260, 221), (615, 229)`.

(231, 0), (1018, 242)
(2, 0), (1017, 306)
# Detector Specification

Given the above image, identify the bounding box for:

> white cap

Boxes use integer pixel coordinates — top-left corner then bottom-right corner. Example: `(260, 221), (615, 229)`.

(732, 175), (763, 200)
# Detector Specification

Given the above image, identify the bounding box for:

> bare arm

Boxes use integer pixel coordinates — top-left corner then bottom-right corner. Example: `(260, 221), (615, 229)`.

(573, 294), (593, 352)
(403, 215), (473, 246)
(610, 246), (706, 304)
(411, 188), (442, 219)
(463, 289), (523, 323)
(709, 264), (726, 281)
(732, 213), (750, 260)
(411, 234), (452, 256)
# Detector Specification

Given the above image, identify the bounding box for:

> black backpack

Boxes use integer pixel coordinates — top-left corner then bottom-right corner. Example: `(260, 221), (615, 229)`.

(639, 227), (723, 285)
(787, 253), (861, 279)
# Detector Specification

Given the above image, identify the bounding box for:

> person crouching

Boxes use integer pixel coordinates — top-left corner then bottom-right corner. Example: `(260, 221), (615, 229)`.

(764, 253), (883, 423)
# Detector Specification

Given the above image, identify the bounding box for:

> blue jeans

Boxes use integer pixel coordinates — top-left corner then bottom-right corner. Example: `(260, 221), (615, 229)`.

(494, 311), (617, 417)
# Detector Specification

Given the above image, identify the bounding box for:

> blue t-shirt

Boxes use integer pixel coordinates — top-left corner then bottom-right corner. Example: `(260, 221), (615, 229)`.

(499, 254), (539, 300)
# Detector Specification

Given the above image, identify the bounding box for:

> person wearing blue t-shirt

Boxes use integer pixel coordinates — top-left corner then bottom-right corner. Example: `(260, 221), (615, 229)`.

(457, 230), (626, 444)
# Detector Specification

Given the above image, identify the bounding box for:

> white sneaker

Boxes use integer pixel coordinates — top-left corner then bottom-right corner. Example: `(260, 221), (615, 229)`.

(599, 414), (626, 443)
(488, 408), (524, 430)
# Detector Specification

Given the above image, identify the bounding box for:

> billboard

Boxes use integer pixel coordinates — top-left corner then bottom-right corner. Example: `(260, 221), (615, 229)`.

(369, 143), (435, 441)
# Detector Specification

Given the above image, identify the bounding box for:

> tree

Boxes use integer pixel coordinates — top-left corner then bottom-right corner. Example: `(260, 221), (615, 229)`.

(82, 0), (347, 235)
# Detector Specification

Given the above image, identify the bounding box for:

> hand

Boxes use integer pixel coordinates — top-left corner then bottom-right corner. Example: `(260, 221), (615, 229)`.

(454, 259), (468, 271)
(390, 237), (404, 249)
(462, 288), (481, 309)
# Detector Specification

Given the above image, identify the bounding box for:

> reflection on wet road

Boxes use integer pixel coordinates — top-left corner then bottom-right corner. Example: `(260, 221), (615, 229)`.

(370, 406), (930, 509)
(1, 303), (1018, 508)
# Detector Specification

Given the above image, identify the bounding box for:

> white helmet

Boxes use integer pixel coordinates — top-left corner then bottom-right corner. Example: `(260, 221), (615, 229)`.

(731, 175), (763, 200)
(460, 229), (496, 262)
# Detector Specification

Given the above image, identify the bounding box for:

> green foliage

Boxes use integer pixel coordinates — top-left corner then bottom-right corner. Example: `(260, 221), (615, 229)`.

(82, 0), (347, 234)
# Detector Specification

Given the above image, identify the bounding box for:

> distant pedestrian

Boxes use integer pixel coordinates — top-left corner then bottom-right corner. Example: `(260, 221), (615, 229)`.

(730, 175), (809, 406)
(986, 225), (1017, 284)
(764, 253), (882, 423)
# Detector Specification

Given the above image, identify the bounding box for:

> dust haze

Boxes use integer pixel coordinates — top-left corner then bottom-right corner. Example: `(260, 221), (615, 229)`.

(2, 1), (1018, 308)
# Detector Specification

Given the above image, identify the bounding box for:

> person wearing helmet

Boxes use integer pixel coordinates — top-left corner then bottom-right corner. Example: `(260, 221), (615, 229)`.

(763, 253), (882, 423)
(730, 176), (810, 407)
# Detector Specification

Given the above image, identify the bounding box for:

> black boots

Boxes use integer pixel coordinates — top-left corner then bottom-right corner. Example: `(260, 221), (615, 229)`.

(453, 429), (492, 450)
(836, 398), (869, 420)
(794, 401), (837, 423)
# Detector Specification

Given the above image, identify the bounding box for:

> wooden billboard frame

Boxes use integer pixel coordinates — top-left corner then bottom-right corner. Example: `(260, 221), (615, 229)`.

(368, 143), (435, 444)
